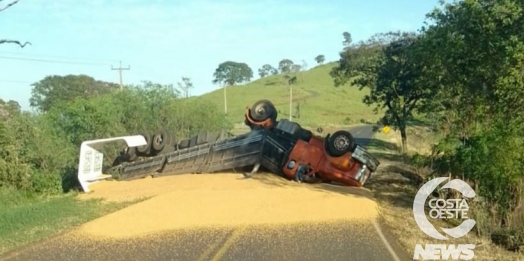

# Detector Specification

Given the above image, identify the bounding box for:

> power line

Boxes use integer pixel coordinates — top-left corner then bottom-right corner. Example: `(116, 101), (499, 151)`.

(0, 56), (109, 66)
(0, 80), (32, 84)
(111, 61), (130, 90)
(0, 51), (119, 63)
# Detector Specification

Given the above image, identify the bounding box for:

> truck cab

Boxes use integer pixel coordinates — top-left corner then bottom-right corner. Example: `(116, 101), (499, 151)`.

(244, 100), (379, 187)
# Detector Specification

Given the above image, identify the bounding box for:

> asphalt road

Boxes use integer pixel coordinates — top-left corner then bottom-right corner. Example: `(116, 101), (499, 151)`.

(349, 124), (377, 148)
(1, 124), (412, 261)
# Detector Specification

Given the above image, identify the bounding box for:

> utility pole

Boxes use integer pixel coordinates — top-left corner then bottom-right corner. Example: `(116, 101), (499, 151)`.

(111, 61), (130, 91)
(224, 84), (228, 114)
(289, 83), (292, 121)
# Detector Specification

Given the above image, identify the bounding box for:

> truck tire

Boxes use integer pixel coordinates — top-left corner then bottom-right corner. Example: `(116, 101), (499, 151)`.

(136, 131), (152, 155)
(152, 129), (172, 152)
(250, 100), (277, 122)
(326, 130), (356, 157)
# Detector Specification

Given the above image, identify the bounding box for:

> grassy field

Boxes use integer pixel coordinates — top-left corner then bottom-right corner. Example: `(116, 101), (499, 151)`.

(0, 188), (143, 255)
(197, 63), (381, 127)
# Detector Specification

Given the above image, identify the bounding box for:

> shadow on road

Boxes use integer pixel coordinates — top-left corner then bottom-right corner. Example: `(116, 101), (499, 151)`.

(363, 153), (424, 210)
(356, 138), (401, 153)
(365, 172), (418, 209)
(368, 152), (403, 162)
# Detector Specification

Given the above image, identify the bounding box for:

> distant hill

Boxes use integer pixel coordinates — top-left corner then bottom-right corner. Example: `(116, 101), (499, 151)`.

(196, 62), (381, 127)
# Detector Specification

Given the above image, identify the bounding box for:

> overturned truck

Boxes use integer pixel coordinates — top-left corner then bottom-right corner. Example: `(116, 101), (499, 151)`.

(77, 99), (380, 192)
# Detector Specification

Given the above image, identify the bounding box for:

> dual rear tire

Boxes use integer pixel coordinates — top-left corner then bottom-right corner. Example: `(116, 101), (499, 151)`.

(121, 129), (176, 162)
(151, 129), (174, 152)
(249, 100), (278, 125)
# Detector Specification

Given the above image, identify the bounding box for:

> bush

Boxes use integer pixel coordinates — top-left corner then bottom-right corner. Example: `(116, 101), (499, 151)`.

(425, 122), (524, 249)
(491, 228), (524, 252)
(0, 81), (232, 196)
(30, 172), (62, 195)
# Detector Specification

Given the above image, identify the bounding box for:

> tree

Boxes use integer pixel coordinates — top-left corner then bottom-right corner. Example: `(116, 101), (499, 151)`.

(342, 31), (352, 48)
(330, 32), (399, 87)
(258, 64), (278, 78)
(0, 99), (20, 119)
(212, 61), (253, 114)
(368, 33), (430, 153)
(212, 61), (253, 86)
(413, 0), (524, 228)
(315, 55), (325, 64)
(0, 0), (31, 48)
(177, 77), (193, 98)
(278, 59), (294, 74)
(29, 75), (120, 112)
(331, 31), (428, 153)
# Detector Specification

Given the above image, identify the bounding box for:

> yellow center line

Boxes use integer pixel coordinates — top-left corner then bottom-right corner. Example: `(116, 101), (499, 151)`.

(208, 227), (246, 261)
(194, 230), (232, 261)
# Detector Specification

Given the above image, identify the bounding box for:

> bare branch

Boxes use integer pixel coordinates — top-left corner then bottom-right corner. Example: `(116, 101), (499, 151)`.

(0, 39), (31, 48)
(0, 0), (20, 12)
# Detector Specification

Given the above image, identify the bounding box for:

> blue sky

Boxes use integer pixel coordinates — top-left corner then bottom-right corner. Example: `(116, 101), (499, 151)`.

(0, 0), (441, 111)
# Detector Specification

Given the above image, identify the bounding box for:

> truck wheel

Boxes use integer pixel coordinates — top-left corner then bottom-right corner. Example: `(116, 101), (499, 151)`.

(152, 129), (171, 152)
(326, 130), (356, 157)
(250, 100), (277, 122)
(136, 131), (152, 155)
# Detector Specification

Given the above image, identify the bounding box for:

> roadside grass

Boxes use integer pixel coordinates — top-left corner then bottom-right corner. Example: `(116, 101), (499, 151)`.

(197, 63), (382, 126)
(366, 128), (524, 261)
(0, 188), (143, 255)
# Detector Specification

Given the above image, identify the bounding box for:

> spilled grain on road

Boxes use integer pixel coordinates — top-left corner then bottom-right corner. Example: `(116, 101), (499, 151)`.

(74, 172), (378, 239)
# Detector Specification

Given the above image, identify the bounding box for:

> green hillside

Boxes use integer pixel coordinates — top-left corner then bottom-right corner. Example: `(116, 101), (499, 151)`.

(196, 62), (381, 127)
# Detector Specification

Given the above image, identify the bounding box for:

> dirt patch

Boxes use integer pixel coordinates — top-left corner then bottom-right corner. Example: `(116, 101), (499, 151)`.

(75, 173), (378, 240)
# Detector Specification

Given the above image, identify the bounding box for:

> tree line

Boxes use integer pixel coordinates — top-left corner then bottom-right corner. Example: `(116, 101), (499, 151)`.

(1, 79), (231, 195)
(330, 0), (524, 249)
(212, 56), (325, 87)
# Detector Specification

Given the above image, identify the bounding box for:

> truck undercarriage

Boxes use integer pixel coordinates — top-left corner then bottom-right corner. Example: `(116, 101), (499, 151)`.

(77, 100), (380, 192)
